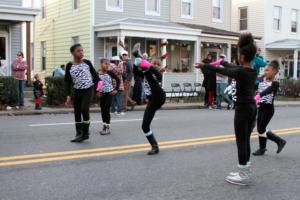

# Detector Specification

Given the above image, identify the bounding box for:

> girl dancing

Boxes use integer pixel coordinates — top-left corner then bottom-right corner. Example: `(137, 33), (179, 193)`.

(195, 33), (258, 186)
(132, 44), (166, 155)
(253, 60), (286, 156)
(65, 44), (100, 143)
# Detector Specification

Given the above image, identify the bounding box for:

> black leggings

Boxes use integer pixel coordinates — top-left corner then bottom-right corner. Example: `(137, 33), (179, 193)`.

(257, 104), (274, 148)
(100, 93), (113, 124)
(141, 71), (166, 134)
(73, 87), (93, 123)
(234, 104), (257, 165)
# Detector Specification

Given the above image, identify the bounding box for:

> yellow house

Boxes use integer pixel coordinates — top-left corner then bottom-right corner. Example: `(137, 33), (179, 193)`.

(34, 0), (92, 78)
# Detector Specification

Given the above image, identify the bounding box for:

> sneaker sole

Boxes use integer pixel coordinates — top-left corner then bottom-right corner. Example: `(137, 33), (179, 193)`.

(225, 178), (249, 186)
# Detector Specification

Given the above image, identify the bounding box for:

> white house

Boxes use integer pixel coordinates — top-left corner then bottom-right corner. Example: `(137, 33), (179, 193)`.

(232, 0), (300, 79)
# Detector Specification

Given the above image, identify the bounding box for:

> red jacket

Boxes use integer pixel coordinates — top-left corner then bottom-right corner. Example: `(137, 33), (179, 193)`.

(12, 59), (27, 80)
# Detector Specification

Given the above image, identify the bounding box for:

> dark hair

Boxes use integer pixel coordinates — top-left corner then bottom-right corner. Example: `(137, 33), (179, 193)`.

(100, 58), (109, 64)
(60, 64), (65, 68)
(70, 43), (82, 53)
(269, 60), (280, 72)
(238, 33), (257, 62)
(17, 51), (24, 58)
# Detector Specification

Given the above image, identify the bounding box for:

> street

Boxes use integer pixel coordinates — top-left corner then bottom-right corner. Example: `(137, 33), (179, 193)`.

(0, 107), (300, 200)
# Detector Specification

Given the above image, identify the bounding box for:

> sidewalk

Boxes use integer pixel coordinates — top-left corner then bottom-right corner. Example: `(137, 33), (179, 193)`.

(0, 98), (299, 116)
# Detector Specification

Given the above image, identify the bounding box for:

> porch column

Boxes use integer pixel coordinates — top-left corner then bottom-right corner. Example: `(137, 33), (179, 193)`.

(161, 38), (167, 68)
(194, 36), (201, 83)
(227, 44), (231, 63)
(117, 34), (125, 56)
(26, 21), (32, 85)
(293, 49), (299, 80)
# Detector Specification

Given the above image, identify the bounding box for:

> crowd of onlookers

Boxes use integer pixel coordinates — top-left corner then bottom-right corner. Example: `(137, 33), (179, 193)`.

(201, 53), (234, 110)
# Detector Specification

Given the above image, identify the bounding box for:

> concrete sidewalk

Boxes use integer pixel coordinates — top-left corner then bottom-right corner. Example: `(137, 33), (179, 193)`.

(0, 98), (299, 116)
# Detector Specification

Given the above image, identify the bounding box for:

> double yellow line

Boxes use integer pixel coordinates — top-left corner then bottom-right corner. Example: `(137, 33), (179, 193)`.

(1, 127), (300, 167)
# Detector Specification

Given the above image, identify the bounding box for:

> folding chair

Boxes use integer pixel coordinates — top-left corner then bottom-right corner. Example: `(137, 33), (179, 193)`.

(182, 83), (194, 102)
(170, 83), (182, 102)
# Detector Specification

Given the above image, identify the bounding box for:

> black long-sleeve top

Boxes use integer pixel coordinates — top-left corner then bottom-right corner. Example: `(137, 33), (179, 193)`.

(257, 80), (279, 105)
(204, 61), (257, 105)
(65, 59), (99, 96)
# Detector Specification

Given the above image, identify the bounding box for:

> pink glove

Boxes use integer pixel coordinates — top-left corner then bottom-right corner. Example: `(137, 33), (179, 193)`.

(254, 94), (261, 104)
(96, 81), (103, 92)
(210, 59), (223, 66)
(139, 59), (151, 69)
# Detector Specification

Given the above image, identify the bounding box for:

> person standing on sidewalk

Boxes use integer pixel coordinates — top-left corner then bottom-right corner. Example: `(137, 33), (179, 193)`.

(201, 54), (212, 107)
(33, 73), (44, 110)
(216, 54), (233, 110)
(12, 51), (27, 109)
(121, 50), (136, 112)
(110, 57), (125, 115)
(97, 58), (120, 135)
(253, 60), (286, 156)
(65, 44), (100, 143)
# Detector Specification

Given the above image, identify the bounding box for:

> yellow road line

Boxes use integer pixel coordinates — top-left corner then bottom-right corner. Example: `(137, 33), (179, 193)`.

(0, 127), (299, 162)
(0, 129), (299, 167)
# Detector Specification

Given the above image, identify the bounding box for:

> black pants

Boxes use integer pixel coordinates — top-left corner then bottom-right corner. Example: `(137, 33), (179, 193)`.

(234, 104), (257, 165)
(73, 87), (93, 123)
(133, 74), (142, 103)
(100, 93), (113, 124)
(141, 71), (166, 134)
(257, 104), (274, 148)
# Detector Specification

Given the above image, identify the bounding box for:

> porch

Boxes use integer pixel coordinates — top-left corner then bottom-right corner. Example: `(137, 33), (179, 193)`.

(0, 5), (39, 83)
(266, 39), (300, 80)
(93, 18), (202, 92)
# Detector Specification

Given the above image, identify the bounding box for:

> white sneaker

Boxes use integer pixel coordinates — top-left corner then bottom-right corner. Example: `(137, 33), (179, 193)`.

(229, 162), (251, 176)
(15, 106), (19, 110)
(6, 106), (12, 110)
(225, 165), (250, 186)
(120, 112), (125, 116)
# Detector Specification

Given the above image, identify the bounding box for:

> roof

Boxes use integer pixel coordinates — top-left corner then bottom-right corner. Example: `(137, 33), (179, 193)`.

(0, 5), (39, 22)
(94, 17), (202, 41)
(266, 39), (300, 50)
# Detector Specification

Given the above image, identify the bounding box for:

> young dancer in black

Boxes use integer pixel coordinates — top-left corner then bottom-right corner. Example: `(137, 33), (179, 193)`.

(97, 59), (120, 135)
(195, 33), (257, 186)
(132, 44), (166, 155)
(253, 60), (286, 156)
(65, 44), (100, 143)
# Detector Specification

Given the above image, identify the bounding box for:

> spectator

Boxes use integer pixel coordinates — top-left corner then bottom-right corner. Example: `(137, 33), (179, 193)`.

(216, 54), (233, 110)
(202, 54), (214, 108)
(109, 57), (125, 115)
(121, 50), (136, 111)
(33, 73), (44, 110)
(53, 64), (66, 77)
(12, 51), (27, 109)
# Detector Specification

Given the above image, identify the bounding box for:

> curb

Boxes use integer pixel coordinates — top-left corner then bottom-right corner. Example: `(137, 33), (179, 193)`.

(0, 103), (299, 117)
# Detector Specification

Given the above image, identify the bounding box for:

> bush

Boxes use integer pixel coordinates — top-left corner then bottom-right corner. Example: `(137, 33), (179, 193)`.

(45, 76), (66, 106)
(279, 79), (300, 97)
(0, 76), (18, 106)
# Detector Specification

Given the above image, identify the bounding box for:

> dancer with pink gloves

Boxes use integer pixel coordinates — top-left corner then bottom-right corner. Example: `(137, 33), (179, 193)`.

(132, 44), (166, 155)
(253, 60), (286, 156)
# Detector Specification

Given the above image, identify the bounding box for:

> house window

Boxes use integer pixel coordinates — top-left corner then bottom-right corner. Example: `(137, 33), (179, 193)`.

(181, 0), (193, 19)
(73, 0), (79, 11)
(212, 0), (223, 22)
(273, 6), (282, 31)
(239, 7), (248, 30)
(291, 9), (298, 33)
(41, 0), (46, 19)
(145, 0), (160, 16)
(106, 0), (123, 12)
(72, 36), (79, 45)
(41, 41), (46, 71)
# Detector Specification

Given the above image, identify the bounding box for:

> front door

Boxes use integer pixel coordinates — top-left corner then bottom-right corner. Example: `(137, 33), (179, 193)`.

(0, 32), (9, 76)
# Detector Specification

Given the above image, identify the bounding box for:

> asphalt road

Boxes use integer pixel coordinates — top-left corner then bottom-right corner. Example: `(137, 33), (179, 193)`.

(0, 107), (299, 200)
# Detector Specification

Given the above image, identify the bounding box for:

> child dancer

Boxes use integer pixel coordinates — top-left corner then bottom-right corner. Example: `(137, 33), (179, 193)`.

(65, 44), (100, 143)
(253, 60), (286, 156)
(33, 73), (44, 110)
(195, 33), (258, 186)
(97, 58), (120, 135)
(132, 44), (166, 155)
